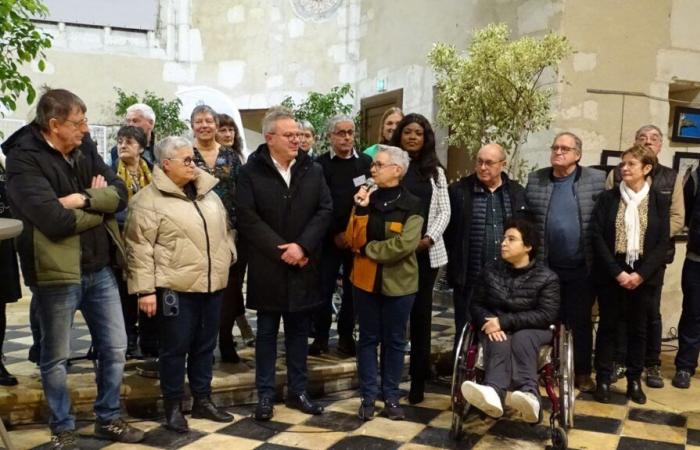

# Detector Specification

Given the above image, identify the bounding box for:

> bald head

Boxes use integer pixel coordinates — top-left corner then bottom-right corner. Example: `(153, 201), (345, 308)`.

(476, 143), (507, 189)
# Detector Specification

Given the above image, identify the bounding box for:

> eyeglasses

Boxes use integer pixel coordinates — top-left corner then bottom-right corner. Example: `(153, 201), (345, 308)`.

(476, 158), (505, 168)
(271, 132), (299, 141)
(370, 161), (397, 170)
(332, 130), (354, 138)
(167, 156), (194, 166)
(64, 117), (88, 127)
(550, 145), (577, 154)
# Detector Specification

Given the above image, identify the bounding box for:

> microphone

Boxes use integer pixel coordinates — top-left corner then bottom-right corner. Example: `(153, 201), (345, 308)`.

(355, 178), (375, 206)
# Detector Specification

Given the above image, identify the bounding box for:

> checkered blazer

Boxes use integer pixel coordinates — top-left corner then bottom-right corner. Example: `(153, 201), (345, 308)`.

(425, 167), (451, 268)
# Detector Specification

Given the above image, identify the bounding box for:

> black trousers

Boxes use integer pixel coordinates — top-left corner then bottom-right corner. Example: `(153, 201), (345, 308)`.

(116, 269), (159, 355)
(311, 243), (354, 341)
(595, 282), (657, 382)
(553, 271), (595, 376)
(409, 252), (438, 390)
(452, 284), (472, 355)
(219, 251), (248, 357)
(675, 259), (700, 374)
(482, 329), (552, 399)
(612, 269), (665, 368)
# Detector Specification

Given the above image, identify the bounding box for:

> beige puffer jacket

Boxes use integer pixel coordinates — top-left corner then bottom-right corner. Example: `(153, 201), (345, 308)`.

(125, 166), (236, 295)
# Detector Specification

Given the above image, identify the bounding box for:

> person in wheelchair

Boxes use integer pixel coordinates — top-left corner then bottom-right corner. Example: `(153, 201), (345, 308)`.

(460, 216), (560, 423)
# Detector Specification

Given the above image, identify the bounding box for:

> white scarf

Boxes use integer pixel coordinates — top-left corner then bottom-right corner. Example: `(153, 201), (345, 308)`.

(619, 180), (650, 265)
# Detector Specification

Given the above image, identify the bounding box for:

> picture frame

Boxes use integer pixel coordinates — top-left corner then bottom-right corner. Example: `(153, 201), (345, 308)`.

(599, 149), (622, 169)
(671, 106), (700, 143)
(672, 151), (700, 179)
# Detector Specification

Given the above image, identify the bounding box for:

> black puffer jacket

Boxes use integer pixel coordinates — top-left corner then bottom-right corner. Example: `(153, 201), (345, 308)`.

(470, 259), (560, 332)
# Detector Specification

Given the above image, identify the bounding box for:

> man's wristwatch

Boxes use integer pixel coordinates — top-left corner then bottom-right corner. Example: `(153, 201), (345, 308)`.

(80, 193), (91, 209)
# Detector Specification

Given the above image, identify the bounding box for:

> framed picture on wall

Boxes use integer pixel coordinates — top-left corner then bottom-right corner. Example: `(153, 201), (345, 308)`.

(671, 106), (700, 143)
(673, 151), (700, 179)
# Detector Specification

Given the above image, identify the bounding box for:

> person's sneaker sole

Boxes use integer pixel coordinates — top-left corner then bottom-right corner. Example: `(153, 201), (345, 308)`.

(510, 391), (540, 423)
(460, 381), (503, 418)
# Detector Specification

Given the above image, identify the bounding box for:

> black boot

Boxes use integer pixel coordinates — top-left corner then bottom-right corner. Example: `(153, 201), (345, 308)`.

(220, 347), (240, 364)
(408, 381), (424, 404)
(626, 379), (647, 404)
(192, 397), (234, 422)
(163, 399), (188, 433)
(308, 338), (328, 356)
(0, 359), (17, 386)
(594, 381), (611, 403)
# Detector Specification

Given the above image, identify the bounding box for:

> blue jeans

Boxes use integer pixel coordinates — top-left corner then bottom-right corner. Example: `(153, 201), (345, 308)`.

(354, 288), (414, 403)
(255, 310), (311, 400)
(676, 259), (700, 374)
(158, 290), (223, 400)
(32, 267), (127, 433)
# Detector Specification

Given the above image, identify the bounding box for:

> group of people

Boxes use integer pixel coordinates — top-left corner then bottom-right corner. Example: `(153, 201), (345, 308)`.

(0, 86), (699, 450)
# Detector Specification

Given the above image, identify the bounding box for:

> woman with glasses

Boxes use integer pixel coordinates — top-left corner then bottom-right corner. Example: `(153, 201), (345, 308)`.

(190, 106), (244, 364)
(125, 136), (237, 432)
(591, 145), (670, 405)
(113, 126), (155, 358)
(460, 216), (559, 424)
(364, 107), (403, 159)
(346, 145), (423, 421)
(389, 113), (451, 404)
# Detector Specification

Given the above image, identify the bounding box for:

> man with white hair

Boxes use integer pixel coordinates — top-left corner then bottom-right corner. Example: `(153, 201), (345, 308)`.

(110, 103), (157, 169)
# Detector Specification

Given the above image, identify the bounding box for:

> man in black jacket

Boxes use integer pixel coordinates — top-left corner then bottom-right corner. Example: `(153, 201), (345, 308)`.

(444, 143), (527, 348)
(2, 89), (144, 449)
(235, 107), (332, 421)
(310, 115), (371, 357)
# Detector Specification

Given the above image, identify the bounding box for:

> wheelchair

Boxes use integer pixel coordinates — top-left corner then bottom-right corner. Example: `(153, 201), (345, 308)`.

(450, 322), (575, 450)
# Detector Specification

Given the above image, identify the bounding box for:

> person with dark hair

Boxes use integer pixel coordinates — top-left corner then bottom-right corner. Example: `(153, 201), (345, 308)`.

(347, 145), (422, 421)
(0, 155), (21, 386)
(444, 143), (527, 357)
(674, 165), (700, 389)
(461, 216), (560, 423)
(110, 103), (157, 170)
(216, 113), (245, 164)
(1, 88), (144, 448)
(389, 113), (450, 404)
(113, 125), (155, 358)
(591, 145), (671, 404)
(525, 131), (605, 393)
(190, 106), (244, 364)
(364, 107), (403, 158)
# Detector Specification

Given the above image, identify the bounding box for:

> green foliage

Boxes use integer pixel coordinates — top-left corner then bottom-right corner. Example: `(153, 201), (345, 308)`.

(429, 23), (571, 181)
(281, 83), (361, 153)
(114, 88), (188, 138)
(0, 0), (53, 114)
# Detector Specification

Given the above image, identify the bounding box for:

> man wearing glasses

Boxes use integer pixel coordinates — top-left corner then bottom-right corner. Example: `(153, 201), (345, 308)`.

(2, 88), (144, 449)
(235, 107), (332, 421)
(444, 143), (527, 352)
(525, 132), (605, 394)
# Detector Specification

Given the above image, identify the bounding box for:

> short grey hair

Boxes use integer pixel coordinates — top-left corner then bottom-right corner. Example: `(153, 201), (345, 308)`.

(299, 119), (315, 135)
(326, 114), (355, 135)
(190, 104), (218, 126)
(552, 131), (582, 152)
(262, 106), (296, 135)
(155, 136), (192, 164)
(635, 124), (663, 140)
(126, 103), (156, 123)
(377, 145), (410, 178)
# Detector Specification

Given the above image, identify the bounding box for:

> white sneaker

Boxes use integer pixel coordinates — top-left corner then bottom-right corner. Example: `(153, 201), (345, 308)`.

(460, 381), (503, 418)
(511, 390), (540, 423)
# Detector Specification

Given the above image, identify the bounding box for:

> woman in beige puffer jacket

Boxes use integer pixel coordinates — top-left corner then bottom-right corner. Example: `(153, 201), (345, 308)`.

(124, 136), (236, 432)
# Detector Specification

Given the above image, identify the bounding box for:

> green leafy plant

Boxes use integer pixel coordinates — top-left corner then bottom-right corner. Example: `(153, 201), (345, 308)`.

(0, 0), (52, 113)
(429, 23), (571, 181)
(281, 83), (361, 153)
(114, 88), (188, 138)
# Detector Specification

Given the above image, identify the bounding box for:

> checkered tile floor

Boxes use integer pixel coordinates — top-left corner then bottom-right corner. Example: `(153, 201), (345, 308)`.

(6, 378), (700, 450)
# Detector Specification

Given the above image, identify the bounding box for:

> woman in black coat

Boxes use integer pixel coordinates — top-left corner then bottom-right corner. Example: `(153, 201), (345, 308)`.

(461, 216), (560, 424)
(592, 145), (670, 405)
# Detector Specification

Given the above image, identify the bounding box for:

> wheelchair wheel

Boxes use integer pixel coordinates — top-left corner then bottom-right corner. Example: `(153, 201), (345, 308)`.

(450, 324), (475, 440)
(551, 426), (568, 450)
(558, 326), (575, 430)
